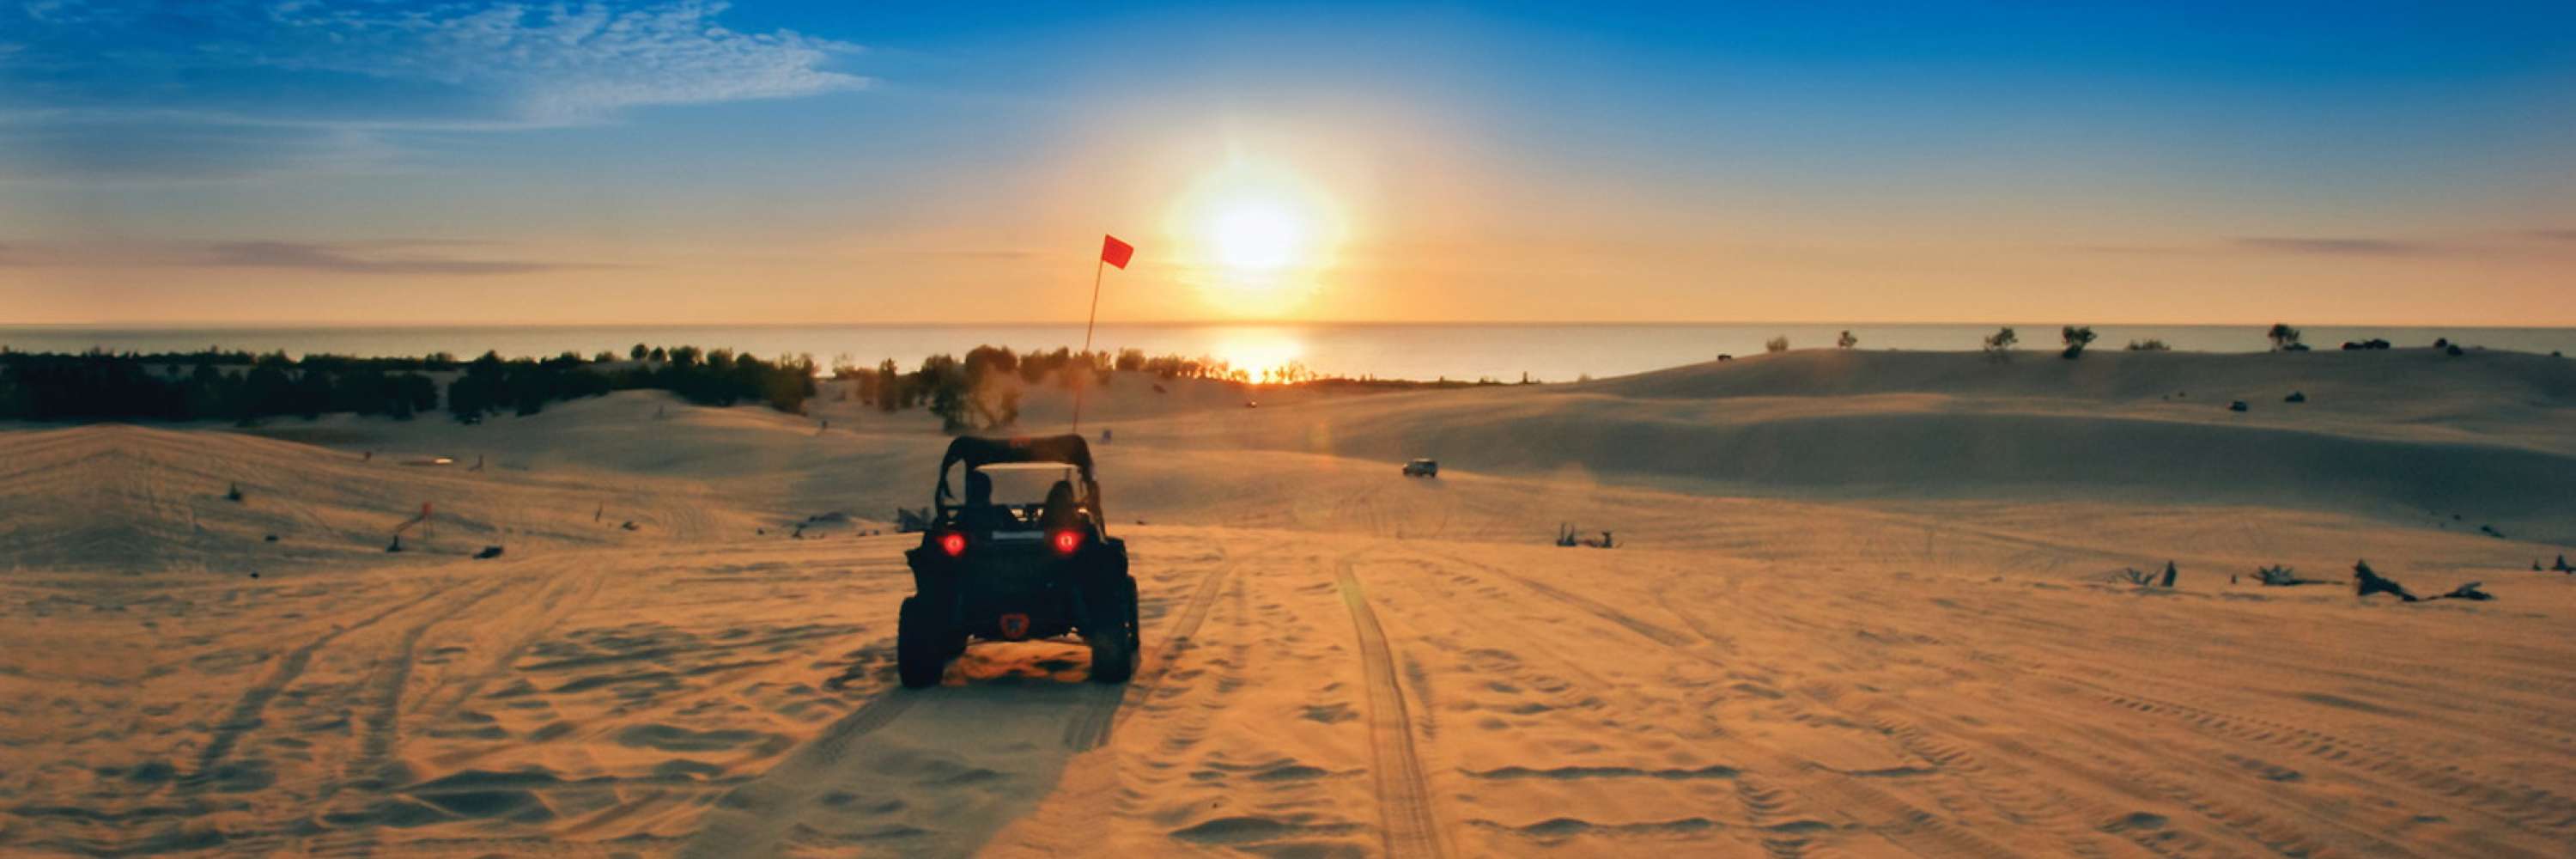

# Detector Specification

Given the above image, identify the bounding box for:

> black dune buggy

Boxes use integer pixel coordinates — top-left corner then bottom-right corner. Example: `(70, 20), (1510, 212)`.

(897, 435), (1137, 688)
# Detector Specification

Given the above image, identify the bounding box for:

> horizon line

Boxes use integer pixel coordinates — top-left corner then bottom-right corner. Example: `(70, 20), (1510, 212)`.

(9, 320), (2576, 331)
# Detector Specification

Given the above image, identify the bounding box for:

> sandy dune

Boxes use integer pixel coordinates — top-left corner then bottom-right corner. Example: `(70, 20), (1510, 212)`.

(3, 350), (2573, 856)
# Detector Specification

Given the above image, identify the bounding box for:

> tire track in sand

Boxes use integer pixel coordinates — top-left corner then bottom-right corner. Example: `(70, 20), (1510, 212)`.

(1335, 557), (1451, 859)
(180, 584), (450, 792)
(677, 685), (921, 859)
(1063, 550), (1238, 751)
(1421, 548), (2026, 858)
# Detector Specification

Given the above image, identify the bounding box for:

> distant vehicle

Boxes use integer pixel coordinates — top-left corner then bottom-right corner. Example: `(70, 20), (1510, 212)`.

(898, 435), (1136, 688)
(1402, 458), (1439, 478)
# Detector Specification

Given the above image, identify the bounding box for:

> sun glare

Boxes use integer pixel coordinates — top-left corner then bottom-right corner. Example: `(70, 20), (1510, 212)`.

(1209, 331), (1306, 382)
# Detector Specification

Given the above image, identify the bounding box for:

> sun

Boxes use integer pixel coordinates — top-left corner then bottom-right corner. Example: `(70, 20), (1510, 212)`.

(1168, 158), (1343, 314)
(1206, 199), (1304, 272)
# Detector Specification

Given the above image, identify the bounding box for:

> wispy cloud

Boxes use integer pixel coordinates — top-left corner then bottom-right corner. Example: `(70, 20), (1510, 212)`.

(0, 238), (598, 274)
(202, 241), (595, 275)
(2, 2), (867, 180)
(2527, 229), (2576, 243)
(2232, 236), (2442, 257)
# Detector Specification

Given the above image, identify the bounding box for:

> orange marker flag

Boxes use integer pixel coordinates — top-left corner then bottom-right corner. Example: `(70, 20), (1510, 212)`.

(1101, 234), (1134, 270)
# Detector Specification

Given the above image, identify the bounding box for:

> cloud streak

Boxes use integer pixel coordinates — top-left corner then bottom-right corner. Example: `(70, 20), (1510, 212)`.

(2233, 237), (2442, 257)
(202, 241), (593, 276)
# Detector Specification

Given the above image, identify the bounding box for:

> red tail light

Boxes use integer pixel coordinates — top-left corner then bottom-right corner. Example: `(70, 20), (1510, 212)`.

(939, 532), (967, 557)
(1051, 530), (1081, 555)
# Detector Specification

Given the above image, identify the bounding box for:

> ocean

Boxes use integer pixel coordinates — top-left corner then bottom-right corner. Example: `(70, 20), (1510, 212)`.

(3, 323), (2568, 383)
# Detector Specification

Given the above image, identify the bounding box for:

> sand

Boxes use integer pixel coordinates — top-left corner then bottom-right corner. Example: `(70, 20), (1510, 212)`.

(3, 348), (2573, 857)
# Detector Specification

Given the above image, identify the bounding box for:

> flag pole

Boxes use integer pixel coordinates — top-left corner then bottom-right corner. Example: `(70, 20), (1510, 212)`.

(1072, 253), (1105, 433)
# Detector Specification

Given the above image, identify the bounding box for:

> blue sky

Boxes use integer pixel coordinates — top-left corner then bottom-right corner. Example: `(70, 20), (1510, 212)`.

(3, 1), (2573, 325)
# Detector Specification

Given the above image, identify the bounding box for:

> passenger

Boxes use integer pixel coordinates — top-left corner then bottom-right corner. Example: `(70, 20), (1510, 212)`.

(1040, 479), (1078, 530)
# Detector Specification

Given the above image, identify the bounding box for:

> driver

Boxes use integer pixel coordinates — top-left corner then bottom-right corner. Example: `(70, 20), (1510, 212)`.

(960, 469), (1012, 531)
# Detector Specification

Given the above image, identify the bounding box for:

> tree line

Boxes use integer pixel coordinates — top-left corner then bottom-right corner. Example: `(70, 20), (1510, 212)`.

(0, 342), (1296, 426)
(0, 346), (818, 423)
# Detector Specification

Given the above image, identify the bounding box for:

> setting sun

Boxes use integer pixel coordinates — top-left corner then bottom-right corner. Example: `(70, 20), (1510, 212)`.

(1206, 199), (1304, 272)
(1168, 156), (1346, 315)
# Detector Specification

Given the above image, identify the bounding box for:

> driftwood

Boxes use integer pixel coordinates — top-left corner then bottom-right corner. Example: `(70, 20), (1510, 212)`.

(2353, 560), (2418, 601)
(2439, 582), (2494, 601)
(2116, 563), (2177, 588)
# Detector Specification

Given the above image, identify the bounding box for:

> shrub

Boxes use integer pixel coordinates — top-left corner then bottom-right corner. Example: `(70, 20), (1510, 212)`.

(1765, 336), (1790, 354)
(1982, 326), (2018, 360)
(1836, 330), (1857, 349)
(2125, 339), (2171, 351)
(2060, 325), (2097, 360)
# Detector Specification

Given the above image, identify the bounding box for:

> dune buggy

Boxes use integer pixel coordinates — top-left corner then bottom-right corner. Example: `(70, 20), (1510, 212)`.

(897, 435), (1137, 688)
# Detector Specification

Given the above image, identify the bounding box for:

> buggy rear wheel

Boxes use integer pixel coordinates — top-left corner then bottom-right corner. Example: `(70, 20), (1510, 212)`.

(1085, 577), (1139, 684)
(897, 595), (955, 689)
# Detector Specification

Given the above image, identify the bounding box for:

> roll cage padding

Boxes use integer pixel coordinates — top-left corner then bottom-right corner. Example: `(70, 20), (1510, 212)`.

(934, 435), (1105, 530)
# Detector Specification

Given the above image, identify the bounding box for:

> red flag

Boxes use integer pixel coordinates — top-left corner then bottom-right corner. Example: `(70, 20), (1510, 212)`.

(1100, 235), (1133, 270)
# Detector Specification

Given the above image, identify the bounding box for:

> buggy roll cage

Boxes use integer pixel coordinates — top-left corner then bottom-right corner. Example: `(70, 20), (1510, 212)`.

(933, 435), (1106, 533)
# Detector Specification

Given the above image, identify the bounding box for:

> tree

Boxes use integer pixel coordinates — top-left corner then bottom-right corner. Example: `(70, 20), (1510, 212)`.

(2060, 325), (2097, 360)
(1837, 330), (1858, 349)
(2267, 323), (2303, 351)
(1983, 326), (2018, 360)
(876, 358), (902, 412)
(919, 354), (970, 432)
(630, 343), (649, 361)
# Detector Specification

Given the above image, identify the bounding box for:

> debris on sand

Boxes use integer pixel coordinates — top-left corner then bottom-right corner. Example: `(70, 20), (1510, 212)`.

(2284, 391), (2306, 403)
(474, 545), (505, 560)
(2353, 560), (2418, 602)
(225, 482), (244, 503)
(619, 521), (639, 531)
(2256, 564), (2325, 587)
(2227, 400), (2249, 412)
(1557, 524), (1616, 548)
(2478, 524), (2504, 539)
(263, 534), (278, 543)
